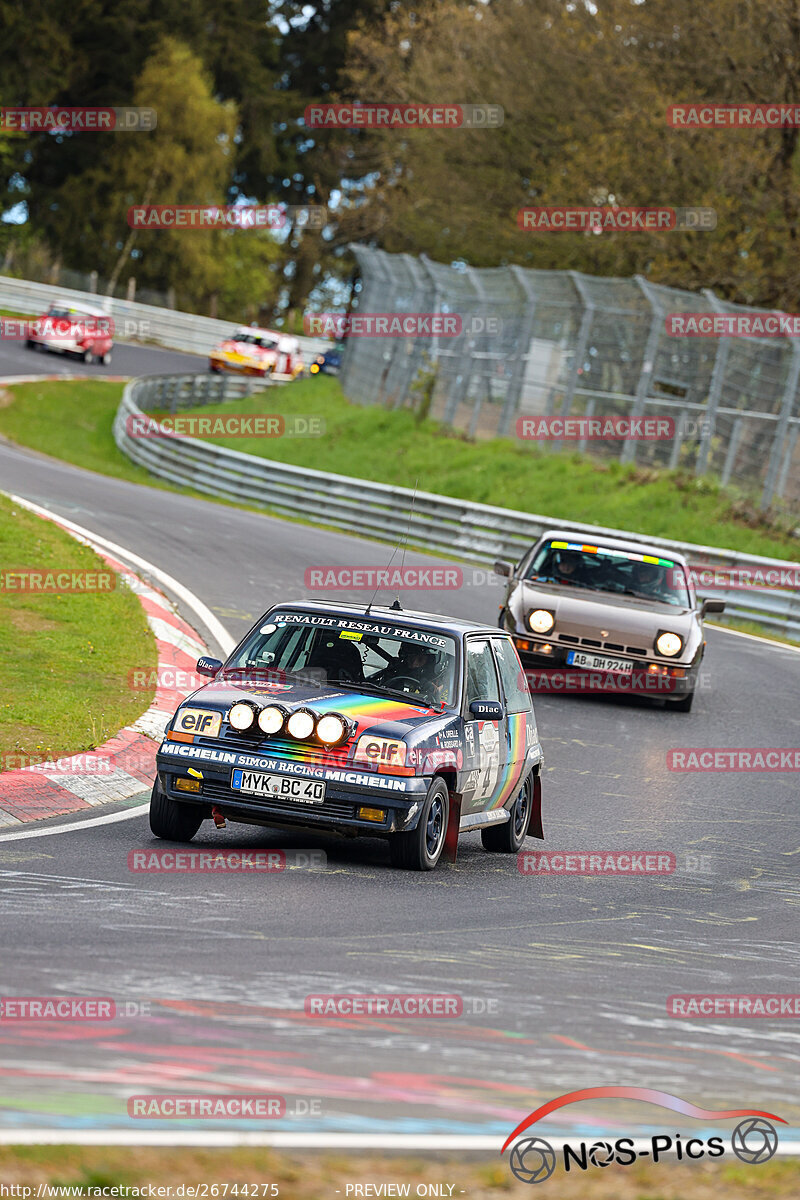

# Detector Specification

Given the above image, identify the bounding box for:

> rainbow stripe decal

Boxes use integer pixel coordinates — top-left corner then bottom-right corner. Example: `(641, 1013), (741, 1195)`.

(549, 540), (674, 567)
(500, 1087), (786, 1153)
(489, 712), (529, 810)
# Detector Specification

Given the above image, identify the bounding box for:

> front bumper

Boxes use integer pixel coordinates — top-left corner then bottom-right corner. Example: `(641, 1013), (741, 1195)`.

(209, 355), (271, 377)
(156, 740), (431, 835)
(511, 635), (697, 696)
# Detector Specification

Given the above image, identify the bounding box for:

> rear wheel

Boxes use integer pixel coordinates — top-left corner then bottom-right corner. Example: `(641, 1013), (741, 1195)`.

(82, 347), (94, 364)
(389, 777), (449, 871)
(149, 777), (204, 841)
(481, 773), (532, 853)
(101, 351), (112, 365)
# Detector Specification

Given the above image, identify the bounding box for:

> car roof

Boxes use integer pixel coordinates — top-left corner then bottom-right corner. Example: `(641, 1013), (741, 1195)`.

(233, 325), (279, 338)
(536, 529), (689, 567)
(274, 599), (507, 638)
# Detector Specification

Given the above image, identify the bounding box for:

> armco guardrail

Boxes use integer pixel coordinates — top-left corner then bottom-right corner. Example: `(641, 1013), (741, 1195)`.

(114, 375), (800, 638)
(0, 274), (327, 360)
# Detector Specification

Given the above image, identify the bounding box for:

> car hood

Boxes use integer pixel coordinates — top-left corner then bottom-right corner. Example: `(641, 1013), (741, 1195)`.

(514, 579), (697, 641)
(182, 675), (446, 741)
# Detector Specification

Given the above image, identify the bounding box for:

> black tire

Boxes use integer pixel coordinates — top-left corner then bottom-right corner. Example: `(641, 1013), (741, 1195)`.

(389, 777), (449, 871)
(667, 690), (694, 712)
(149, 777), (204, 841)
(25, 339), (35, 350)
(82, 347), (94, 364)
(481, 773), (533, 853)
(101, 351), (112, 366)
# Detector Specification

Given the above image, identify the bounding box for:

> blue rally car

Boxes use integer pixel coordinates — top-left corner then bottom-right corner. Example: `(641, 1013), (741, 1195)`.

(151, 602), (544, 870)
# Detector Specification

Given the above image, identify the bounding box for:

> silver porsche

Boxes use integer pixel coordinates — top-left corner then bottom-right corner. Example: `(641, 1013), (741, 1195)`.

(495, 530), (725, 712)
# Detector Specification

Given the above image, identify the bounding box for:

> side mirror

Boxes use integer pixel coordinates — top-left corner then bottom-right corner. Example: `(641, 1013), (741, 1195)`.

(197, 656), (223, 678)
(469, 699), (504, 720)
(700, 599), (726, 617)
(494, 559), (514, 578)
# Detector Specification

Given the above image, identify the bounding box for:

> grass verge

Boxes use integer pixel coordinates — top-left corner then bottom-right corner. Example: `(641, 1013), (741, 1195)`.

(0, 1146), (797, 1197)
(0, 493), (156, 769)
(0, 377), (798, 561)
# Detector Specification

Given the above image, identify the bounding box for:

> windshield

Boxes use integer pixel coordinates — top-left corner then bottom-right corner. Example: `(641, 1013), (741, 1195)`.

(227, 611), (459, 708)
(525, 540), (691, 607)
(232, 331), (279, 349)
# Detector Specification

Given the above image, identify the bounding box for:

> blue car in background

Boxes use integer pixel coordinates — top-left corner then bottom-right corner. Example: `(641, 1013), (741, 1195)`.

(310, 342), (345, 375)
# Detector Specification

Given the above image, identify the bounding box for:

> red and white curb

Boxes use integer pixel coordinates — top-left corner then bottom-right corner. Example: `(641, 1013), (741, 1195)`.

(0, 500), (216, 826)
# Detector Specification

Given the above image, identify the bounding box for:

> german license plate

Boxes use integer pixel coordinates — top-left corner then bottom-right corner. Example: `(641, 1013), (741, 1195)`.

(566, 650), (634, 673)
(231, 770), (325, 804)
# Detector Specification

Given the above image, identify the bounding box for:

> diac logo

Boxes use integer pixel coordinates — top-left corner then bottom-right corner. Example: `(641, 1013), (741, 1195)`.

(502, 1088), (784, 1185)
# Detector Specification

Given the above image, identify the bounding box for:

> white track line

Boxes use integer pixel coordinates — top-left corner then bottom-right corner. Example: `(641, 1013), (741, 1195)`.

(0, 802), (148, 843)
(0, 1131), (797, 1153)
(5, 493), (235, 657)
(705, 620), (800, 654)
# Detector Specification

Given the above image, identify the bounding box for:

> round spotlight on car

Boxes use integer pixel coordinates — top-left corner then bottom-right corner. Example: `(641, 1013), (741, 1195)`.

(316, 713), (348, 746)
(228, 702), (256, 731)
(656, 631), (683, 657)
(528, 609), (555, 634)
(310, 362), (320, 374)
(287, 709), (316, 740)
(258, 705), (286, 735)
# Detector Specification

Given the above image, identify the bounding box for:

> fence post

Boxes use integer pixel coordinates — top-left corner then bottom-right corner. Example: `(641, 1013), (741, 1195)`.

(552, 272), (594, 452)
(760, 342), (800, 509)
(621, 277), (662, 465)
(498, 265), (539, 437)
(776, 424), (799, 501)
(721, 416), (744, 486)
(696, 290), (729, 476)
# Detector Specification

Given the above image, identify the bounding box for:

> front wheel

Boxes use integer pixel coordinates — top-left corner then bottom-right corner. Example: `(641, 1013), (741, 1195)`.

(82, 347), (94, 364)
(149, 777), (204, 841)
(667, 689), (694, 712)
(389, 777), (449, 871)
(481, 773), (533, 853)
(101, 351), (112, 365)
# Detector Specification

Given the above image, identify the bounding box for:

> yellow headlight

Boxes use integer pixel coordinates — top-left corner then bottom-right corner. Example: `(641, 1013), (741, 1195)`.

(528, 609), (555, 634)
(656, 632), (682, 657)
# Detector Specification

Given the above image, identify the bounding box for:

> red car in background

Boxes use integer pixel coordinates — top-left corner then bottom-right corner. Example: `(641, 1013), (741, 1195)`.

(209, 326), (305, 380)
(26, 301), (113, 365)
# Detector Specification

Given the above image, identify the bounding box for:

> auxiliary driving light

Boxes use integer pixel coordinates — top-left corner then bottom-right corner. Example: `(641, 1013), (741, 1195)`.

(656, 631), (683, 657)
(528, 609), (555, 634)
(258, 705), (286, 735)
(357, 806), (385, 823)
(287, 709), (316, 740)
(175, 777), (201, 793)
(316, 713), (348, 745)
(228, 702), (256, 730)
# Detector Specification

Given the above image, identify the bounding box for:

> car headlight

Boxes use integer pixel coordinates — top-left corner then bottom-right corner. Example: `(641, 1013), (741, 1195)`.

(316, 713), (348, 745)
(286, 709), (316, 740)
(258, 705), (286, 735)
(656, 631), (683, 657)
(528, 609), (555, 634)
(228, 702), (256, 730)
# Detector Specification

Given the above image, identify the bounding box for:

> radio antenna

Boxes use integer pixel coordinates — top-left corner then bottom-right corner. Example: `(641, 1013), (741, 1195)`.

(365, 479), (419, 616)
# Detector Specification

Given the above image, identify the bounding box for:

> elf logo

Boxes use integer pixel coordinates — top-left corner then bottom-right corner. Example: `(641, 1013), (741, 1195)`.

(175, 708), (222, 738)
(354, 735), (406, 769)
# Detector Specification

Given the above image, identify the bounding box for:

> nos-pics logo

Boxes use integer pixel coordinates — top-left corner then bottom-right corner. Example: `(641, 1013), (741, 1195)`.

(502, 1087), (784, 1185)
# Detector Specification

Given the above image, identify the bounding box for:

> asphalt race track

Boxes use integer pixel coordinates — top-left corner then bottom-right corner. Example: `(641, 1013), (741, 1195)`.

(0, 336), (206, 379)
(1, 373), (798, 1143)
